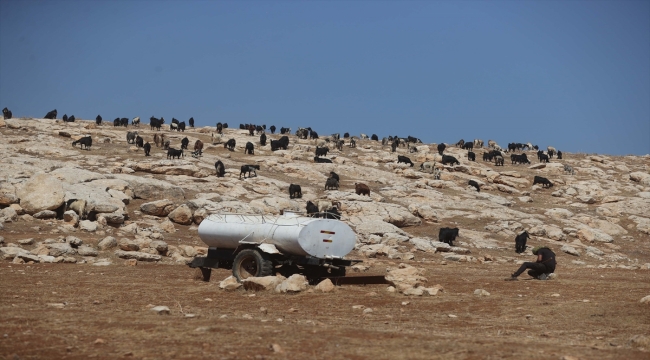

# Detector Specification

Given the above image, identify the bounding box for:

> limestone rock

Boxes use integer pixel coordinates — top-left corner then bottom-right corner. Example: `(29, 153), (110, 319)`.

(102, 211), (125, 224)
(33, 210), (57, 219)
(0, 183), (19, 206)
(114, 250), (161, 262)
(79, 220), (97, 232)
(640, 295), (650, 304)
(577, 228), (614, 243)
(629, 172), (650, 186)
(151, 306), (170, 315)
(561, 245), (580, 256)
(47, 243), (76, 257)
(314, 278), (336, 293)
(276, 274), (309, 293)
(63, 210), (79, 225)
(17, 174), (65, 214)
(159, 218), (176, 233)
(474, 289), (490, 296)
(97, 236), (117, 250)
(113, 174), (185, 201)
(150, 240), (168, 254)
(219, 276), (242, 290)
(0, 247), (30, 260)
(385, 264), (427, 291)
(77, 245), (98, 257)
(242, 276), (286, 291)
(118, 238), (140, 251)
(140, 199), (175, 217)
(66, 236), (83, 247)
(168, 204), (193, 225)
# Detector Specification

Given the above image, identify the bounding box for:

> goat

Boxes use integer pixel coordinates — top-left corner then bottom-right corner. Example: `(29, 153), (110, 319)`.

(315, 146), (329, 157)
(350, 138), (356, 148)
(539, 153), (549, 163)
(439, 227), (460, 246)
(215, 160), (225, 177)
(289, 184), (302, 199)
(419, 161), (436, 173)
(2, 107), (12, 119)
(66, 199), (87, 220)
(216, 122), (223, 134)
(468, 180), (480, 192)
(397, 155), (414, 167)
(72, 136), (92, 150)
(153, 134), (161, 147)
(515, 231), (530, 254)
(494, 155), (504, 166)
(143, 142), (151, 156)
(473, 139), (484, 148)
(44, 109), (57, 119)
(456, 139), (465, 148)
(441, 155), (460, 166)
(239, 164), (260, 179)
(533, 176), (553, 188)
(437, 143), (446, 155)
(355, 183), (370, 196)
(163, 140), (170, 150)
(557, 151), (563, 160)
(189, 117), (194, 128)
(132, 117), (140, 126)
(371, 134), (379, 141)
(314, 156), (332, 163)
(95, 115), (102, 125)
(167, 148), (183, 159)
(564, 164), (575, 175)
(306, 201), (319, 217)
(318, 200), (341, 214)
(260, 133), (267, 146)
(180, 137), (189, 150)
(194, 140), (204, 156)
(468, 151), (476, 161)
(462, 142), (473, 151)
(135, 136), (144, 148)
(126, 131), (138, 144)
(245, 141), (254, 155)
(325, 177), (339, 190)
(225, 139), (236, 151)
(322, 207), (341, 220)
(329, 171), (340, 182)
(269, 125), (276, 134)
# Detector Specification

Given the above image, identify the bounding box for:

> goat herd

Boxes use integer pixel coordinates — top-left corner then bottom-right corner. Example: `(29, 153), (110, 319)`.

(3, 108), (573, 247)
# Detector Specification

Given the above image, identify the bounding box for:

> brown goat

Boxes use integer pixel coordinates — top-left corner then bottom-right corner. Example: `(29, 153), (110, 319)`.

(355, 183), (370, 196)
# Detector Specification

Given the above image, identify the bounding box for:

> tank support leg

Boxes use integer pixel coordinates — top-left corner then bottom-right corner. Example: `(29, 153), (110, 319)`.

(199, 267), (212, 282)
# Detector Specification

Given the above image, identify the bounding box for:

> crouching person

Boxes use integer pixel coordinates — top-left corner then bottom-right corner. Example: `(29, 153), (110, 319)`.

(506, 246), (556, 281)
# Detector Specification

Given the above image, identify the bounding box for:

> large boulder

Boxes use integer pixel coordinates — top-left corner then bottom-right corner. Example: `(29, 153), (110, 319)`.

(385, 264), (428, 292)
(242, 276), (286, 291)
(113, 174), (185, 201)
(140, 199), (175, 217)
(275, 274), (309, 293)
(629, 172), (650, 186)
(17, 174), (65, 214)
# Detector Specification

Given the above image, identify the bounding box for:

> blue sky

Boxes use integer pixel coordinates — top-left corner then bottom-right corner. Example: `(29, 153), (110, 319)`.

(1, 0), (648, 155)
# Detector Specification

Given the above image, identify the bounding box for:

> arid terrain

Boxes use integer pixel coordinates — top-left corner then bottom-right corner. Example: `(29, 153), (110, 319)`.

(1, 117), (649, 359)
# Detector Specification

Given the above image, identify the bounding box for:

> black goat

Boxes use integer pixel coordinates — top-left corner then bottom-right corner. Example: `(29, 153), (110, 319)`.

(468, 151), (476, 161)
(439, 227), (460, 246)
(240, 165), (260, 179)
(260, 133), (267, 146)
(515, 231), (530, 254)
(315, 147), (329, 157)
(468, 180), (480, 192)
(167, 148), (183, 159)
(2, 107), (12, 119)
(189, 117), (194, 127)
(181, 137), (189, 150)
(95, 115), (102, 125)
(441, 155), (460, 166)
(533, 176), (553, 188)
(245, 141), (254, 155)
(397, 155), (414, 167)
(314, 156), (332, 163)
(306, 201), (319, 217)
(72, 136), (92, 150)
(269, 125), (276, 134)
(437, 143), (446, 155)
(44, 109), (57, 119)
(224, 139), (236, 151)
(289, 184), (302, 199)
(144, 142), (151, 156)
(215, 160), (225, 177)
(329, 171), (339, 182)
(325, 177), (339, 190)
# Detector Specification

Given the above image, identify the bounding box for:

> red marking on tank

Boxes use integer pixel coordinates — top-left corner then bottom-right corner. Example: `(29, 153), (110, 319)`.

(322, 239), (333, 243)
(320, 230), (335, 235)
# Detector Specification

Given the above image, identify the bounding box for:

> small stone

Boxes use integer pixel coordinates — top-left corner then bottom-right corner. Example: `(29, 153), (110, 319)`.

(362, 308), (374, 314)
(401, 301), (410, 306)
(77, 246), (98, 257)
(448, 314), (457, 318)
(125, 259), (137, 266)
(33, 210), (57, 219)
(270, 344), (284, 353)
(474, 289), (490, 296)
(352, 305), (365, 310)
(118, 238), (139, 251)
(94, 338), (105, 345)
(18, 238), (34, 245)
(151, 306), (170, 315)
(640, 295), (650, 304)
(79, 220), (98, 232)
(551, 293), (560, 297)
(66, 236), (83, 247)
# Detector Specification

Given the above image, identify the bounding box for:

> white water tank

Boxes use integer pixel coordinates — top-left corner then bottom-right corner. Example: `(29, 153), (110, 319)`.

(197, 213), (356, 259)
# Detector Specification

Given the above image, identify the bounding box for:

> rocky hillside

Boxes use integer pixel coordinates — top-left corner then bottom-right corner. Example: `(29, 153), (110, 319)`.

(1, 117), (649, 275)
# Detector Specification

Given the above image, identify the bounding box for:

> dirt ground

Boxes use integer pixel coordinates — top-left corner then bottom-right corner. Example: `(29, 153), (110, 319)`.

(1, 260), (649, 360)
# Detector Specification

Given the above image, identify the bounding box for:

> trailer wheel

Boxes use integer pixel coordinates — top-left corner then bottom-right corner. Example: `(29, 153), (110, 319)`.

(232, 249), (273, 281)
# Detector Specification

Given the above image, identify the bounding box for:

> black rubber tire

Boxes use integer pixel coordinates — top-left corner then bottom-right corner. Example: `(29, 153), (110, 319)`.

(232, 249), (273, 282)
